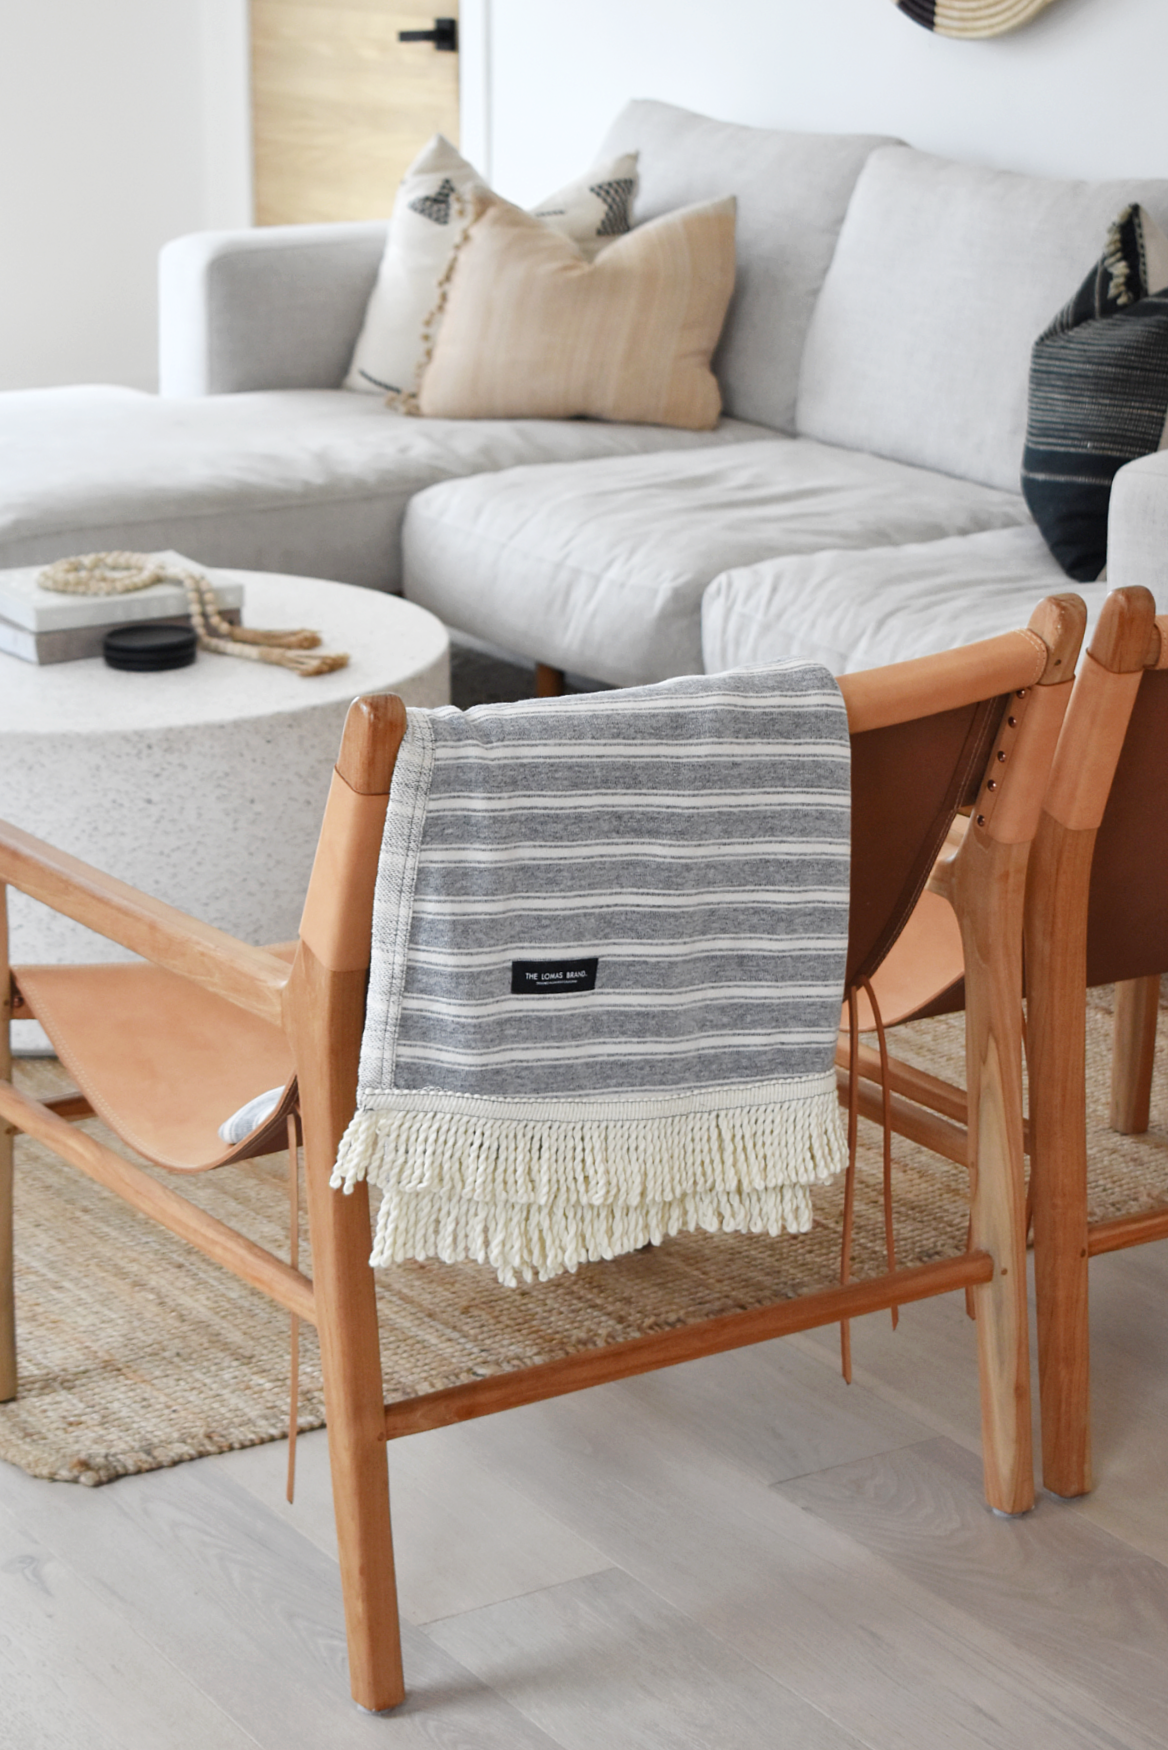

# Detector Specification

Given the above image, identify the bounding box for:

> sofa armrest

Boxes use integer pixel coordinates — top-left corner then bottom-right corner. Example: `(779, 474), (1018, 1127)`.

(158, 222), (387, 396)
(1108, 450), (1168, 594)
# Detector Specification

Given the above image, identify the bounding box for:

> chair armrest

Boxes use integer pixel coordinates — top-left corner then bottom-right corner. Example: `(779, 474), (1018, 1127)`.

(0, 819), (291, 1027)
(1108, 450), (1168, 595)
(158, 222), (387, 395)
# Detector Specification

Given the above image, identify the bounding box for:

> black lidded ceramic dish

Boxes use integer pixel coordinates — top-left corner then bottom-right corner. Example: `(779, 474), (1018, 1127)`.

(103, 623), (198, 672)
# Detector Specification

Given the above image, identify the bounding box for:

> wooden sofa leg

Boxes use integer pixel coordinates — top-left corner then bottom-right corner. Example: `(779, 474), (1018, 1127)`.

(0, 886), (16, 1403)
(535, 663), (565, 697)
(1026, 814), (1092, 1499)
(957, 832), (1034, 1516)
(291, 950), (404, 1712)
(1110, 974), (1159, 1135)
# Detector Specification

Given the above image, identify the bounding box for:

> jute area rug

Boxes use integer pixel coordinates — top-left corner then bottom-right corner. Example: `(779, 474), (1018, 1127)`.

(3, 989), (1166, 1486)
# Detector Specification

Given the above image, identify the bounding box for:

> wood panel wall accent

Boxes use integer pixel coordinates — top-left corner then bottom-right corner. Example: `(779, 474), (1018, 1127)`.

(251, 2), (460, 226)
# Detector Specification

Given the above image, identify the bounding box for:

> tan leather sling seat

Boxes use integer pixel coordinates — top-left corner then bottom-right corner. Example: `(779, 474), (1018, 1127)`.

(851, 635), (1076, 1033)
(861, 605), (1168, 1032)
(14, 954), (296, 1171)
(1084, 663), (1168, 986)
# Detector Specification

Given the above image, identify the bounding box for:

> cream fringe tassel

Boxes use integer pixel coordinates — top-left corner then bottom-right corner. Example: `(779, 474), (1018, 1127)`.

(332, 1087), (847, 1286)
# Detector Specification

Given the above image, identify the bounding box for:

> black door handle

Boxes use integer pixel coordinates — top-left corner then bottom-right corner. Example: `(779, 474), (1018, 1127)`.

(398, 17), (458, 51)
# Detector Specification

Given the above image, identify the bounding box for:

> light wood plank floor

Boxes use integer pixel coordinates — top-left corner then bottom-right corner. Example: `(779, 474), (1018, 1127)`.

(1, 1243), (1166, 1748)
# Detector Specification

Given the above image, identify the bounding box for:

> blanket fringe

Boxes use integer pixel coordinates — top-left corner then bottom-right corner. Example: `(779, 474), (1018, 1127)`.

(333, 1088), (847, 1286)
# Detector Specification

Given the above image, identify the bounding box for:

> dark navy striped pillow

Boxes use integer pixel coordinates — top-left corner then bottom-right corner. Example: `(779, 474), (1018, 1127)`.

(1022, 205), (1168, 582)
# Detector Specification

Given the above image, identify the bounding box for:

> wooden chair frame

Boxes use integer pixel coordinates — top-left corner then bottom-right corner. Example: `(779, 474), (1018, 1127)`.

(0, 603), (1081, 1711)
(1024, 590), (1168, 1500)
(835, 588), (1167, 1506)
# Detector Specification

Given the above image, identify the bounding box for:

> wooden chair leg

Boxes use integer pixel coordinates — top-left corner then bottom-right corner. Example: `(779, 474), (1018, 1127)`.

(1110, 974), (1159, 1135)
(0, 886), (15, 1403)
(289, 948), (404, 1712)
(1025, 814), (1093, 1498)
(0, 1116), (12, 1404)
(535, 662), (565, 697)
(956, 831), (1035, 1515)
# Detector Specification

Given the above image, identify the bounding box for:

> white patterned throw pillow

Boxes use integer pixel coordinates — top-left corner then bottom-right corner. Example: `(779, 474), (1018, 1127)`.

(343, 135), (638, 407)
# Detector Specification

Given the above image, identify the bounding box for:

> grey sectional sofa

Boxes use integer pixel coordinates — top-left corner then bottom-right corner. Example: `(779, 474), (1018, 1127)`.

(2, 100), (1166, 677)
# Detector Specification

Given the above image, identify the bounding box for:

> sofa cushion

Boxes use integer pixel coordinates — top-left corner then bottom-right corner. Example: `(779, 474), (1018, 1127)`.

(0, 386), (774, 591)
(419, 197), (737, 430)
(796, 147), (1168, 492)
(595, 101), (894, 435)
(401, 438), (1031, 687)
(700, 525), (1096, 676)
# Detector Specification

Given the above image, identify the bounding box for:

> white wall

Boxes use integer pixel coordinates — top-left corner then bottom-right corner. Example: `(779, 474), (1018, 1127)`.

(7, 0), (1165, 393)
(0, 0), (251, 392)
(465, 0), (1168, 207)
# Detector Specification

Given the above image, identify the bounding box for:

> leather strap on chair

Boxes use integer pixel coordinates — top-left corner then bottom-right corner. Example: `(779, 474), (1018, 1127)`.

(287, 1111), (301, 1505)
(859, 974), (898, 1326)
(839, 971), (901, 1380)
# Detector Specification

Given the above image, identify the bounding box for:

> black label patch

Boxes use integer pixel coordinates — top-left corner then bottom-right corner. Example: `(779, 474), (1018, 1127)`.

(511, 957), (598, 995)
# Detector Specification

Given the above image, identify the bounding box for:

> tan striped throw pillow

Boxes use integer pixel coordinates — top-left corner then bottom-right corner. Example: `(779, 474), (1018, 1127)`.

(417, 196), (737, 431)
(344, 136), (640, 406)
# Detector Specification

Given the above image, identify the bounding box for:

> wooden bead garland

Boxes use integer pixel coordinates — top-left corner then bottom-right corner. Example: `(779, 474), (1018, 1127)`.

(38, 552), (350, 677)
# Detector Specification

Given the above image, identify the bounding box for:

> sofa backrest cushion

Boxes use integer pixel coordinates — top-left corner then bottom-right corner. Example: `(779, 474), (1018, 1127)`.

(595, 101), (893, 435)
(796, 146), (1168, 493)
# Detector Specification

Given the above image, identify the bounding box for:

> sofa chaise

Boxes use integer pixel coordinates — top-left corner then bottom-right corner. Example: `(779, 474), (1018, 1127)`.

(2, 100), (1166, 678)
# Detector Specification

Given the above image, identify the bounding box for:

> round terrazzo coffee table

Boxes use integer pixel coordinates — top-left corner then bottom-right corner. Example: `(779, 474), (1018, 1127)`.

(1, 571), (449, 997)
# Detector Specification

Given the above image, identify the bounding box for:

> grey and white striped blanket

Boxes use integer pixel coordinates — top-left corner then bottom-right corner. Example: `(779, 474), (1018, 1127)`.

(332, 665), (851, 1285)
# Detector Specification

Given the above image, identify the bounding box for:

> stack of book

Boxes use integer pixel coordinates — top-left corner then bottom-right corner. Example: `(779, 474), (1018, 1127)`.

(0, 551), (243, 664)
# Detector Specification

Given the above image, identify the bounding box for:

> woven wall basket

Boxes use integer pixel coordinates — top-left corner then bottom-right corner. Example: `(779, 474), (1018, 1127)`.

(896, 0), (1057, 37)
